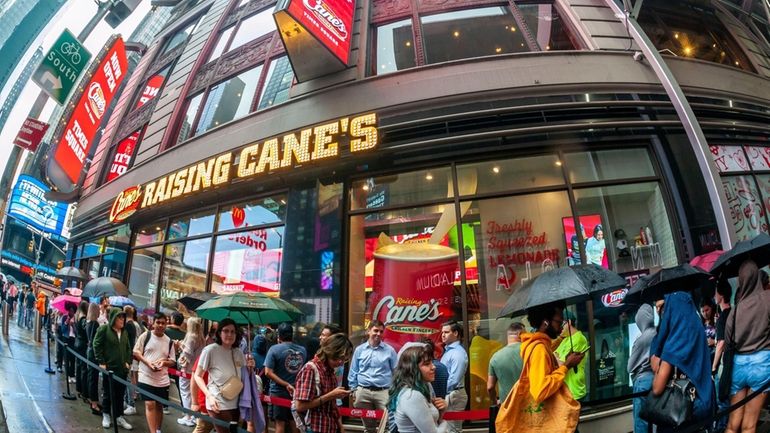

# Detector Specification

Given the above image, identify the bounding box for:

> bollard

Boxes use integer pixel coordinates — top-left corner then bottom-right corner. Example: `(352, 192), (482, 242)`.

(34, 311), (41, 342)
(1, 301), (8, 336)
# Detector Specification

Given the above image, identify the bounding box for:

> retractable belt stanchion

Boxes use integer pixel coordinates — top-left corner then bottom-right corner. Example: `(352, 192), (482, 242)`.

(1, 301), (8, 336)
(34, 311), (41, 343)
(44, 324), (55, 374)
(61, 339), (77, 400)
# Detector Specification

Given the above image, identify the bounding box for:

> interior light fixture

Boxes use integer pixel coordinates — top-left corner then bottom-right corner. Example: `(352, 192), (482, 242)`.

(492, 166), (500, 174)
(683, 46), (692, 56)
(674, 32), (679, 39)
(155, 227), (162, 231)
(362, 184), (370, 191)
(405, 41), (412, 47)
(453, 31), (460, 38)
(425, 173), (434, 180)
(495, 47), (502, 53)
(555, 160), (563, 167)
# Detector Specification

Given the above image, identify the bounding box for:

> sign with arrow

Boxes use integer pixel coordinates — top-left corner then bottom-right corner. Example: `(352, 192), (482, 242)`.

(32, 29), (92, 105)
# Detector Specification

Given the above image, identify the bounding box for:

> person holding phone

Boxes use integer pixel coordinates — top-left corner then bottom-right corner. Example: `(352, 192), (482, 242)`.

(389, 345), (448, 433)
(134, 312), (176, 433)
(554, 311), (589, 401)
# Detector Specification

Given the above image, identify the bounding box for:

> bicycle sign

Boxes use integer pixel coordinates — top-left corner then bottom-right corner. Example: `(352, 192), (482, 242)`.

(32, 29), (92, 105)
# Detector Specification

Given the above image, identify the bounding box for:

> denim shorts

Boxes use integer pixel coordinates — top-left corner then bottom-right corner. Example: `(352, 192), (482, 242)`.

(731, 350), (770, 395)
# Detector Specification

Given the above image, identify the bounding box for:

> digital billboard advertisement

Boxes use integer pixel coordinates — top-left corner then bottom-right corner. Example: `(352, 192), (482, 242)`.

(52, 37), (128, 183)
(8, 175), (69, 236)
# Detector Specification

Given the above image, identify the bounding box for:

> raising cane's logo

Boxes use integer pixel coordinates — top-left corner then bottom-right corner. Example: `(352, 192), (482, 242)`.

(601, 288), (628, 308)
(109, 186), (142, 223)
(372, 295), (442, 334)
(303, 0), (348, 40)
(88, 82), (107, 119)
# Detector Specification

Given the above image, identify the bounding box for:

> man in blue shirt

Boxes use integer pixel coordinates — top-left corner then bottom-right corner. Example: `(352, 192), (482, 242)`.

(348, 320), (397, 433)
(441, 321), (468, 433)
(265, 323), (307, 433)
(422, 337), (449, 399)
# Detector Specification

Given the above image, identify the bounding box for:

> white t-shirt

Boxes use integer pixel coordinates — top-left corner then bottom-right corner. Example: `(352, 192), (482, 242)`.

(197, 343), (245, 410)
(134, 331), (175, 387)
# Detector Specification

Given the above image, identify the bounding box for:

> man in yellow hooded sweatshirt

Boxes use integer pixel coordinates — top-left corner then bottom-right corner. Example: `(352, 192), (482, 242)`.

(520, 301), (584, 404)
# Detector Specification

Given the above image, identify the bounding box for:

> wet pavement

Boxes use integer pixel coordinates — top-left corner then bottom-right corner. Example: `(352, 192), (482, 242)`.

(0, 311), (196, 433)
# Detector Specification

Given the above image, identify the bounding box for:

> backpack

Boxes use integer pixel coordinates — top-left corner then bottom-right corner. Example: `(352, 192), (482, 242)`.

(291, 361), (321, 432)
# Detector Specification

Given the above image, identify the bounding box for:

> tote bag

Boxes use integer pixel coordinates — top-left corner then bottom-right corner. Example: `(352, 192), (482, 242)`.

(495, 342), (580, 433)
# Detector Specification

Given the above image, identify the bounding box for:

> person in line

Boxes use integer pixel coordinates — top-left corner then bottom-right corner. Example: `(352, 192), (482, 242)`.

(164, 311), (186, 414)
(724, 261), (770, 433)
(85, 302), (102, 415)
(294, 333), (354, 433)
(134, 312), (176, 433)
(440, 321), (468, 433)
(712, 281), (732, 433)
(650, 292), (715, 432)
(177, 317), (205, 427)
(701, 299), (718, 356)
(74, 300), (90, 398)
(190, 356), (215, 433)
(35, 290), (47, 330)
(123, 306), (142, 416)
(24, 286), (36, 329)
(422, 338), (449, 400)
(7, 280), (17, 317)
(16, 286), (26, 327)
(194, 318), (252, 433)
(63, 303), (77, 384)
(555, 312), (588, 402)
(349, 320), (398, 433)
(627, 304), (656, 433)
(265, 323), (307, 433)
(390, 345), (448, 433)
(97, 296), (110, 326)
(488, 322), (525, 405)
(93, 307), (133, 430)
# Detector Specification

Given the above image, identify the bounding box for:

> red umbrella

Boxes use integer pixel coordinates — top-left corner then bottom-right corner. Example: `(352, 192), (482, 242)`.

(690, 250), (724, 272)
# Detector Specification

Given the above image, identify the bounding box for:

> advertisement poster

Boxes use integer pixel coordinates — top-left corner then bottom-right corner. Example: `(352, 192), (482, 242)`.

(106, 129), (140, 182)
(562, 215), (608, 268)
(8, 175), (69, 236)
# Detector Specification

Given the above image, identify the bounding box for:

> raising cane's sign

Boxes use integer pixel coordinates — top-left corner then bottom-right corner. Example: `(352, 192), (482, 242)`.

(285, 0), (355, 64)
(53, 37), (128, 184)
(109, 113), (378, 223)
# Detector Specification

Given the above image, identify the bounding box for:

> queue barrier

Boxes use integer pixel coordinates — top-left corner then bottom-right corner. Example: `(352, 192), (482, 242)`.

(57, 334), (770, 431)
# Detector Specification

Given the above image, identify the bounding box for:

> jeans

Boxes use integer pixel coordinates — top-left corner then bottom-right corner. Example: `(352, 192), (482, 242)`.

(25, 307), (34, 329)
(632, 371), (654, 433)
(16, 306), (24, 325)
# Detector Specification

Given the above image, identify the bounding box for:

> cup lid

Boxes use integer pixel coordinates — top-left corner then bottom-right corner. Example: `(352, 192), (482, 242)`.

(373, 243), (458, 262)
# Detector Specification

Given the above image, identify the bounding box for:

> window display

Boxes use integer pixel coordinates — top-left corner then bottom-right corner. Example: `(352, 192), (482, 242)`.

(210, 227), (284, 295)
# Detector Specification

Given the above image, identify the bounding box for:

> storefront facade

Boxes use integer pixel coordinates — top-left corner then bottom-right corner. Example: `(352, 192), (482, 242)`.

(66, 0), (770, 429)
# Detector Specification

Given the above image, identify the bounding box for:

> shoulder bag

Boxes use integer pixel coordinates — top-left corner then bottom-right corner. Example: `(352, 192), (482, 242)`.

(292, 361), (321, 433)
(219, 349), (244, 400)
(640, 367), (695, 427)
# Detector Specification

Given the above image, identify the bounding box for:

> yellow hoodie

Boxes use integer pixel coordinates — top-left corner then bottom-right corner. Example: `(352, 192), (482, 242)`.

(520, 332), (568, 404)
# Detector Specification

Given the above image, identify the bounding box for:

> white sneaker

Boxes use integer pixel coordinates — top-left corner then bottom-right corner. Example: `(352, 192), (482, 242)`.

(102, 414), (111, 428)
(68, 377), (76, 383)
(123, 406), (136, 415)
(185, 418), (196, 427)
(116, 416), (133, 430)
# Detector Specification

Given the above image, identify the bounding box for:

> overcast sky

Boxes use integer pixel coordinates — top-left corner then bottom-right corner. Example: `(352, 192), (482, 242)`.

(0, 0), (152, 186)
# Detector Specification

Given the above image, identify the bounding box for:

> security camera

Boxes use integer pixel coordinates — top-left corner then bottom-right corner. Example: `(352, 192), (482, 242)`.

(633, 52), (644, 62)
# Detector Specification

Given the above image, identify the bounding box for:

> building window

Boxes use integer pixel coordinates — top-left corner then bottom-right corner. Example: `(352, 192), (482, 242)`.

(160, 237), (212, 312)
(210, 226), (284, 295)
(258, 57), (294, 109)
(517, 3), (575, 51)
(195, 66), (263, 135)
(637, 4), (754, 71)
(105, 128), (144, 183)
(127, 245), (162, 312)
(348, 147), (680, 406)
(229, 8), (276, 51)
(72, 227), (130, 284)
(209, 26), (235, 61)
(375, 19), (416, 74)
(162, 19), (198, 54)
(177, 93), (204, 144)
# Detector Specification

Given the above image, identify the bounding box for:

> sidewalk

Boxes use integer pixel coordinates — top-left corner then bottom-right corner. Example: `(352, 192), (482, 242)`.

(0, 311), (196, 433)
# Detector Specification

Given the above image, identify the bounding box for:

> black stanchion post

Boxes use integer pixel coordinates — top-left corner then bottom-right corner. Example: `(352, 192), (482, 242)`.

(61, 342), (76, 400)
(229, 421), (239, 433)
(44, 327), (55, 374)
(108, 371), (119, 433)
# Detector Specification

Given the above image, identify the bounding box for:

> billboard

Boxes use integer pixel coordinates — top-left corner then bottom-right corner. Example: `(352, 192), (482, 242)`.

(52, 37), (128, 183)
(106, 129), (140, 182)
(8, 175), (69, 236)
(562, 215), (608, 268)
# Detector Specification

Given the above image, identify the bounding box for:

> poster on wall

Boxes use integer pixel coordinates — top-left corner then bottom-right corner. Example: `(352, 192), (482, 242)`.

(106, 129), (140, 182)
(562, 215), (608, 268)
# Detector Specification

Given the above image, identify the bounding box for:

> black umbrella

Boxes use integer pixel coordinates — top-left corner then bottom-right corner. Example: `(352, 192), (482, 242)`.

(497, 264), (627, 319)
(177, 292), (217, 311)
(710, 233), (770, 278)
(55, 266), (89, 280)
(81, 277), (129, 298)
(625, 264), (712, 303)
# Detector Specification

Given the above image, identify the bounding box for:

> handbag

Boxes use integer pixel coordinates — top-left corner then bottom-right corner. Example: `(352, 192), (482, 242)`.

(640, 368), (695, 427)
(495, 342), (580, 433)
(219, 349), (244, 400)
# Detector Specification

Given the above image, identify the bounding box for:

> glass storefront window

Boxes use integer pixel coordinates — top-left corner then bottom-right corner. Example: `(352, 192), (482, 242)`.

(709, 145), (750, 173)
(375, 19), (416, 74)
(572, 183), (678, 274)
(210, 227), (284, 295)
(163, 20), (197, 54)
(134, 223), (166, 246)
(564, 148), (656, 183)
(127, 246), (162, 313)
(168, 210), (216, 240)
(195, 66), (262, 135)
(457, 154), (565, 195)
(228, 9), (275, 51)
(721, 175), (768, 240)
(350, 166), (453, 211)
(209, 26), (234, 61)
(160, 238), (212, 314)
(217, 195), (287, 231)
(88, 258), (101, 279)
(83, 237), (106, 257)
(177, 93), (203, 143)
(258, 56), (294, 110)
(517, 4), (575, 51)
(421, 7), (531, 65)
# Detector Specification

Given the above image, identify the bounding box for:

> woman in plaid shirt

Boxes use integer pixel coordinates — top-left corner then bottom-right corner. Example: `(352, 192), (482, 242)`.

(295, 334), (354, 433)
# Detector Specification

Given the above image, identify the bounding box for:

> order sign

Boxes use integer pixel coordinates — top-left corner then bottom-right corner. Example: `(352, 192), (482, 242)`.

(53, 37), (127, 183)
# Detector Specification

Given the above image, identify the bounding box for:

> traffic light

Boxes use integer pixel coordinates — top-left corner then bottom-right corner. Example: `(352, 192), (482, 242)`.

(27, 239), (35, 252)
(53, 278), (61, 287)
(57, 260), (64, 270)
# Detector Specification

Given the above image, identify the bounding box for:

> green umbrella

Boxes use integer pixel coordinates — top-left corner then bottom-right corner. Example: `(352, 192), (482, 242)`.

(195, 292), (303, 326)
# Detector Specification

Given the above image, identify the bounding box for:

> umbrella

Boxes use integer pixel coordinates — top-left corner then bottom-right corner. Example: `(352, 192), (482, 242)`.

(81, 277), (129, 298)
(55, 266), (89, 280)
(177, 292), (217, 311)
(63, 287), (83, 296)
(689, 250), (724, 272)
(625, 264), (712, 303)
(50, 295), (82, 314)
(497, 264), (627, 319)
(710, 233), (770, 278)
(196, 292), (303, 325)
(108, 295), (135, 308)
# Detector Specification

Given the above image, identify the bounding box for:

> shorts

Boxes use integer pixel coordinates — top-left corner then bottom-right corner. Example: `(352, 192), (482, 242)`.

(269, 400), (293, 421)
(731, 350), (770, 395)
(138, 382), (170, 403)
